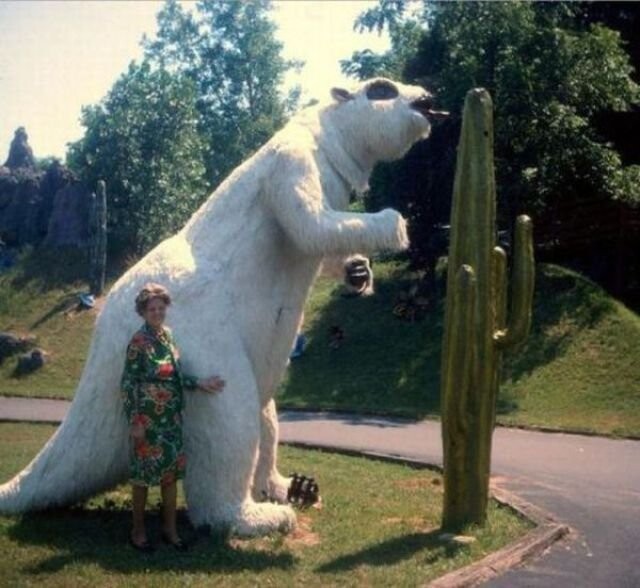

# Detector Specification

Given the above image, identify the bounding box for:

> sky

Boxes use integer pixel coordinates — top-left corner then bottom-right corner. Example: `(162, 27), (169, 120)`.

(0, 0), (390, 161)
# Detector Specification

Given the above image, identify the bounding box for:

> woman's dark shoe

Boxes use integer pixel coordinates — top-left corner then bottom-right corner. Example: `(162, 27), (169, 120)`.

(129, 535), (155, 553)
(161, 531), (189, 551)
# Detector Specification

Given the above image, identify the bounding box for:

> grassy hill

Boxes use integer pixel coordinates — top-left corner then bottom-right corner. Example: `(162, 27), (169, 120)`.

(276, 259), (640, 437)
(0, 246), (121, 398)
(1, 246), (639, 437)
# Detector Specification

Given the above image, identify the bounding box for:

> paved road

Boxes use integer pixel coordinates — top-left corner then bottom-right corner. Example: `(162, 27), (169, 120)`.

(1, 396), (639, 587)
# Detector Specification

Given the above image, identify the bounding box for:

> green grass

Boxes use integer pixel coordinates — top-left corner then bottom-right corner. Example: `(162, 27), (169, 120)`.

(276, 258), (640, 437)
(2, 245), (639, 437)
(498, 264), (640, 436)
(0, 246), (122, 398)
(0, 422), (530, 587)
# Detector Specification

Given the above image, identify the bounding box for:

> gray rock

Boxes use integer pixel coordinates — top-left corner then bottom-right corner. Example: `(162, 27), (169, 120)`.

(15, 348), (47, 376)
(0, 331), (37, 364)
(4, 127), (36, 170)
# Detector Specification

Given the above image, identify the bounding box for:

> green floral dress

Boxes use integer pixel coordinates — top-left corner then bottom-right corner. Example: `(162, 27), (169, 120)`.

(120, 321), (199, 487)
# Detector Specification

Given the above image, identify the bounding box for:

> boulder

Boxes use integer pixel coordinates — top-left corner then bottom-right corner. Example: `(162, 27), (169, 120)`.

(4, 127), (36, 170)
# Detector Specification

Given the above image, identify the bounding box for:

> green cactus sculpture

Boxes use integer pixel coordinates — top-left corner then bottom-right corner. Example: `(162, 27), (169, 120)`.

(88, 180), (107, 297)
(440, 88), (535, 531)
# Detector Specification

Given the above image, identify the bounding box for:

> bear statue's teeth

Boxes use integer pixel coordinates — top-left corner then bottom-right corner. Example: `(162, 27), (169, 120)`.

(410, 96), (449, 121)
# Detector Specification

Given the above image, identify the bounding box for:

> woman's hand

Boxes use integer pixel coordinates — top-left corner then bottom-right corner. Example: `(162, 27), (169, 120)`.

(198, 375), (226, 394)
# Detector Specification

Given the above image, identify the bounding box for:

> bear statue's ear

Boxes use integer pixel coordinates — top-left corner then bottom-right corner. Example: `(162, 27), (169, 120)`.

(330, 87), (355, 103)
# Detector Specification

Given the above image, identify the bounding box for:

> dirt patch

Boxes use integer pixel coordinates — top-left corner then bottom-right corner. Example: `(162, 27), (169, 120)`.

(284, 513), (321, 548)
(394, 476), (440, 490)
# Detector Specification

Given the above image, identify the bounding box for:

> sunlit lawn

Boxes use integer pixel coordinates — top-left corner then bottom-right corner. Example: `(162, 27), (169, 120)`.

(0, 422), (530, 587)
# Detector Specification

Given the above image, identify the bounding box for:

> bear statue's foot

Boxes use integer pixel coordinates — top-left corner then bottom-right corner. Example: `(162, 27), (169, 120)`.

(254, 472), (321, 508)
(255, 471), (293, 504)
(190, 500), (297, 539)
(231, 501), (297, 537)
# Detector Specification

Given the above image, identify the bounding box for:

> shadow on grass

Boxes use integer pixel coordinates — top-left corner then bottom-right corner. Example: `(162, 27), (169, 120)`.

(7, 505), (295, 576)
(29, 292), (88, 329)
(316, 528), (461, 573)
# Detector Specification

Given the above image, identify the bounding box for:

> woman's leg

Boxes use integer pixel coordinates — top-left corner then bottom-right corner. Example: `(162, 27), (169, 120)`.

(160, 478), (180, 541)
(131, 483), (148, 543)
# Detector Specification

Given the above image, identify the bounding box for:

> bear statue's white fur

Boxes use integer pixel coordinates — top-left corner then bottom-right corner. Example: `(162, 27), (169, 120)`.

(0, 77), (434, 536)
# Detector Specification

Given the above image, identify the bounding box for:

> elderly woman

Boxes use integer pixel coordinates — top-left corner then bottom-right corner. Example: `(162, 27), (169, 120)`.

(120, 282), (225, 553)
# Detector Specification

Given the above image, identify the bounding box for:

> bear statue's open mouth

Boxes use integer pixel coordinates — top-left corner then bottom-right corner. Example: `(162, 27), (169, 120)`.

(410, 96), (450, 121)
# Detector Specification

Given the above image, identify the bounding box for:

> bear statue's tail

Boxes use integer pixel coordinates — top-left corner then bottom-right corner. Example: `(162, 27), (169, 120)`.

(0, 312), (130, 513)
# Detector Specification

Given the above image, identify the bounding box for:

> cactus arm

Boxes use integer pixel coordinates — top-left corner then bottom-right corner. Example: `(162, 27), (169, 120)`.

(492, 246), (508, 333)
(494, 215), (535, 349)
(489, 246), (507, 430)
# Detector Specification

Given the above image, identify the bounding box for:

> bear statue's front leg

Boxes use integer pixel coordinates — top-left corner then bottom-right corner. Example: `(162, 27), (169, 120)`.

(181, 348), (296, 537)
(266, 150), (409, 258)
(253, 254), (377, 504)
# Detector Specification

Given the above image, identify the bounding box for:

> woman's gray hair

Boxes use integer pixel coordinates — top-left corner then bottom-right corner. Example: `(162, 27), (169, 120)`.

(134, 282), (171, 317)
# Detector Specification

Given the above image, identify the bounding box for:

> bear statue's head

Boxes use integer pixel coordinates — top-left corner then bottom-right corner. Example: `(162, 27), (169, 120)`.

(325, 77), (448, 164)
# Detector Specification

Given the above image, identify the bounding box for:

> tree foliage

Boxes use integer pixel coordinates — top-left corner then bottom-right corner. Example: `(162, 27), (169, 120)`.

(142, 0), (302, 188)
(66, 0), (300, 258)
(341, 1), (424, 81)
(67, 61), (208, 256)
(406, 2), (640, 211)
(342, 1), (640, 275)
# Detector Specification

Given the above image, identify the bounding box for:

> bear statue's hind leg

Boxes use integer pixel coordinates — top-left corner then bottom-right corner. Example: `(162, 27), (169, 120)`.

(253, 398), (292, 504)
(182, 358), (296, 537)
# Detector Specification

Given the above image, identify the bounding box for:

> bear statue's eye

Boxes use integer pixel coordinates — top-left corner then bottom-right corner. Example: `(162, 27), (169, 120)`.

(366, 80), (399, 101)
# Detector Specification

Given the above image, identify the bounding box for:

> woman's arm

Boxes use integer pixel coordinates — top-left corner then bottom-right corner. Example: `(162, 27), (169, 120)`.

(181, 371), (200, 391)
(120, 339), (145, 422)
(165, 328), (200, 390)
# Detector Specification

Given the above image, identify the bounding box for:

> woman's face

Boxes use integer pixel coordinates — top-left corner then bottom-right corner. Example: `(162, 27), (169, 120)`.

(143, 297), (166, 329)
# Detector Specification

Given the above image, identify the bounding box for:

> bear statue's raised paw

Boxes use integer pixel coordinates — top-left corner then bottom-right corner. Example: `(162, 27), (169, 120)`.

(378, 208), (410, 251)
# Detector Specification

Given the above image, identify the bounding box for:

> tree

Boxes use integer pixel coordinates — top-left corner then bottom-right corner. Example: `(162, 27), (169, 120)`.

(573, 3), (640, 167)
(142, 0), (302, 188)
(342, 1), (640, 279)
(340, 0), (424, 81)
(67, 61), (208, 256)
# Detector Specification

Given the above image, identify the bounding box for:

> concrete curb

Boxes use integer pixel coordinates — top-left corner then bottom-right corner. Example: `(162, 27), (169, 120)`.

(428, 485), (571, 587)
(281, 440), (571, 588)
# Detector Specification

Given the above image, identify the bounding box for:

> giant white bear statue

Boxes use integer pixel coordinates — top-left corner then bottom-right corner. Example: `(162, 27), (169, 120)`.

(0, 77), (440, 536)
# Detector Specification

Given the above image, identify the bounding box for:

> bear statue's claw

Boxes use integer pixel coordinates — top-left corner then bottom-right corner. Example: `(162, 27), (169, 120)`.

(287, 472), (320, 507)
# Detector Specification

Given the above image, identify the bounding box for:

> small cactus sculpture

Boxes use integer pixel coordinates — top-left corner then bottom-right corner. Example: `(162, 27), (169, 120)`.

(440, 88), (535, 531)
(88, 180), (107, 297)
